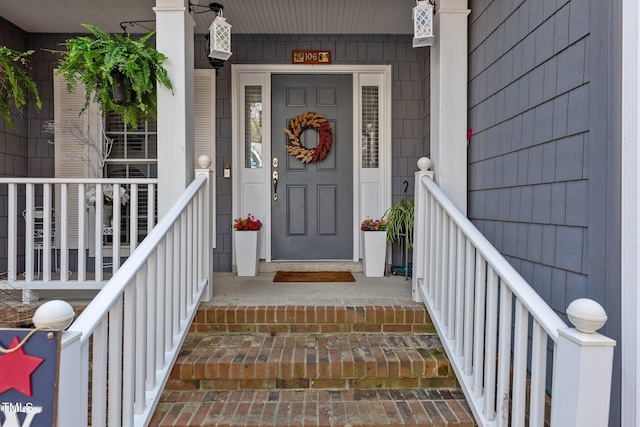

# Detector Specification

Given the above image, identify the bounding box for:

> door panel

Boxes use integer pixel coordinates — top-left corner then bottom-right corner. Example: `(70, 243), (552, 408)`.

(271, 74), (353, 260)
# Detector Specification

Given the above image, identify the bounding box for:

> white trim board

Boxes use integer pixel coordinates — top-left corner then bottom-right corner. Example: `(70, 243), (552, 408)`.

(621, 0), (640, 424)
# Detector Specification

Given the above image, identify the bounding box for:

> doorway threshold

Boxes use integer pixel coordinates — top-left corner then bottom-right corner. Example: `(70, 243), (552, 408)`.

(258, 260), (363, 273)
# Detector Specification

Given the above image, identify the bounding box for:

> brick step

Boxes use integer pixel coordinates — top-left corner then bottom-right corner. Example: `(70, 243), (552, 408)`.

(166, 332), (456, 391)
(150, 389), (476, 426)
(190, 304), (434, 334)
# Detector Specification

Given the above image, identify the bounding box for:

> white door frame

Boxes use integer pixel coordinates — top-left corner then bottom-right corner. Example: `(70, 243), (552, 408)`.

(231, 64), (392, 263)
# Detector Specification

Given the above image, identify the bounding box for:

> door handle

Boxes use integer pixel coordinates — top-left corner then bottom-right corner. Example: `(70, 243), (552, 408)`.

(272, 170), (279, 201)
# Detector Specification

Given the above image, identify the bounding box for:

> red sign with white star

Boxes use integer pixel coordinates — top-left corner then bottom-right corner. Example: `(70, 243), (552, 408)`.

(0, 329), (60, 427)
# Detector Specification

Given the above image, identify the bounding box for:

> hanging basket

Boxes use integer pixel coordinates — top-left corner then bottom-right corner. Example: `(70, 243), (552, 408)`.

(111, 70), (132, 106)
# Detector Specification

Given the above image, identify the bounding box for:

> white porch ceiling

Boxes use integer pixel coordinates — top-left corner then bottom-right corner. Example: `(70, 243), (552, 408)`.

(0, 0), (416, 35)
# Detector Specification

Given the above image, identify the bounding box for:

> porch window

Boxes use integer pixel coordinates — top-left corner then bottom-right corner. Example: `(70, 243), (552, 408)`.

(244, 86), (263, 168)
(362, 86), (379, 168)
(103, 112), (158, 244)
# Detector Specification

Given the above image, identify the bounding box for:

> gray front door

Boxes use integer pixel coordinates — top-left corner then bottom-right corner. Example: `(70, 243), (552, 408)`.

(271, 74), (353, 260)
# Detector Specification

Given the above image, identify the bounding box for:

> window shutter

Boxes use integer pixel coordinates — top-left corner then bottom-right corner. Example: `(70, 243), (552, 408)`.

(53, 73), (101, 248)
(193, 69), (216, 248)
(193, 69), (216, 168)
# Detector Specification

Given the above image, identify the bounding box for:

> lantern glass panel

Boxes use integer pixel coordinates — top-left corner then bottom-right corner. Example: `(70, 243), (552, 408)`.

(412, 1), (434, 47)
(413, 3), (433, 38)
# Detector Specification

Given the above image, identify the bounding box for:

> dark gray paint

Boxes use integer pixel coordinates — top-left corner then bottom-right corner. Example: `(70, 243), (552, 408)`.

(204, 34), (430, 271)
(0, 31), (428, 273)
(271, 74), (353, 260)
(0, 7), (624, 425)
(0, 19), (29, 275)
(468, 0), (621, 424)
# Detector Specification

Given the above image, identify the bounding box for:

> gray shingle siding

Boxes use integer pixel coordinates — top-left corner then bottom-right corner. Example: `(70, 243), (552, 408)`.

(205, 34), (429, 271)
(469, 1), (621, 423)
(3, 32), (427, 273)
(0, 19), (30, 275)
(469, 0), (590, 314)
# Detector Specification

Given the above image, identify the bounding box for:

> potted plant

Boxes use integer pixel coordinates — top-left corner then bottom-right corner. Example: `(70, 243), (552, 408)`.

(385, 197), (414, 249)
(0, 46), (41, 130)
(383, 197), (414, 277)
(52, 24), (172, 129)
(233, 214), (262, 276)
(361, 217), (388, 277)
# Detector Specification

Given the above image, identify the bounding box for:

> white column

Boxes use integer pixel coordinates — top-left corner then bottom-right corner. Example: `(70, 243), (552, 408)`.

(621, 0), (640, 424)
(154, 0), (195, 217)
(430, 0), (470, 215)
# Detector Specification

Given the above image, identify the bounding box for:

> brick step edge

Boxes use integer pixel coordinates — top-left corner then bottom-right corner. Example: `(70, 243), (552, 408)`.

(190, 305), (434, 333)
(151, 389), (476, 426)
(165, 376), (459, 392)
(168, 333), (455, 391)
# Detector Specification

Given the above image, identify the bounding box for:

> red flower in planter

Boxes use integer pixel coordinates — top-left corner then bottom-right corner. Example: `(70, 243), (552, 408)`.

(233, 214), (263, 231)
(360, 217), (388, 231)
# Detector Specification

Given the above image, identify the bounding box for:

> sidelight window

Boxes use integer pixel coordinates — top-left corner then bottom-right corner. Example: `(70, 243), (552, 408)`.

(362, 86), (379, 168)
(245, 86), (263, 168)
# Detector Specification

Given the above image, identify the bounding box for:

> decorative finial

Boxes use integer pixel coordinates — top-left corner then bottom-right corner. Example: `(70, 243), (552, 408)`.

(566, 298), (608, 333)
(417, 157), (432, 171)
(198, 155), (212, 169)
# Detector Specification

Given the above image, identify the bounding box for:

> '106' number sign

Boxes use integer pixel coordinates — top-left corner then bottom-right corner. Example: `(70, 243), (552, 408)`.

(292, 50), (331, 65)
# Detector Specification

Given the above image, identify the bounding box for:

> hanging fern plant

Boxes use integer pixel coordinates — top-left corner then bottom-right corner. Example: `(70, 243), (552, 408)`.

(0, 46), (41, 130)
(53, 24), (173, 129)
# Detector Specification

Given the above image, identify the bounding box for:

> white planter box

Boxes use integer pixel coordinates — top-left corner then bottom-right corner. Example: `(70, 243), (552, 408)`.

(234, 230), (259, 276)
(363, 231), (387, 277)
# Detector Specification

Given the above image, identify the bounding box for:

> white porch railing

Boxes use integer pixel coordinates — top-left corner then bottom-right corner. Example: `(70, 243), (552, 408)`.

(56, 162), (213, 427)
(0, 177), (157, 302)
(412, 168), (616, 427)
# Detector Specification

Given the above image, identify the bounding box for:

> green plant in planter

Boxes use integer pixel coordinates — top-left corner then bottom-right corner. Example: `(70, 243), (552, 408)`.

(0, 46), (41, 130)
(384, 197), (415, 249)
(53, 24), (172, 129)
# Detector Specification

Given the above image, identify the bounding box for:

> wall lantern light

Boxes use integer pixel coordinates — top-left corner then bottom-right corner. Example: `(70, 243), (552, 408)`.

(190, 2), (232, 73)
(207, 4), (232, 61)
(413, 0), (435, 48)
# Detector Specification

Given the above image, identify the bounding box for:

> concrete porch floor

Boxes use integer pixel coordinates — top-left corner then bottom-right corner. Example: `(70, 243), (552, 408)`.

(0, 268), (414, 313)
(208, 271), (414, 306)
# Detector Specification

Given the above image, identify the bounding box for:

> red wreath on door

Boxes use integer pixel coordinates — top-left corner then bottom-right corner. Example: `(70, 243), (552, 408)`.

(283, 112), (333, 164)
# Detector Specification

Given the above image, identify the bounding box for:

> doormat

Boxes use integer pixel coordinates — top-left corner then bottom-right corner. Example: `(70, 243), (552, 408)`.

(273, 271), (356, 282)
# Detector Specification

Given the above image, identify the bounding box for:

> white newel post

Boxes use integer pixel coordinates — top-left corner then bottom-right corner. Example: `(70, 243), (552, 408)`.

(430, 0), (470, 215)
(412, 158), (434, 303)
(196, 155), (214, 301)
(57, 331), (84, 426)
(550, 299), (616, 427)
(155, 0), (195, 218)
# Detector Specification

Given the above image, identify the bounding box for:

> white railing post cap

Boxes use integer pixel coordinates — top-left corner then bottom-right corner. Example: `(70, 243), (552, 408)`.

(417, 157), (432, 171)
(32, 300), (75, 330)
(198, 155), (212, 169)
(566, 298), (608, 334)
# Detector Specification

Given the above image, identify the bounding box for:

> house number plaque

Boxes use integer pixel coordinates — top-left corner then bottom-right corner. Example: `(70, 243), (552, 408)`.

(292, 50), (331, 65)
